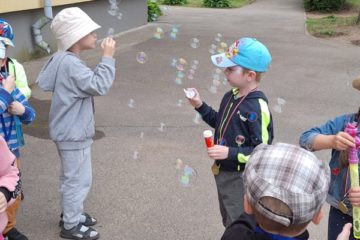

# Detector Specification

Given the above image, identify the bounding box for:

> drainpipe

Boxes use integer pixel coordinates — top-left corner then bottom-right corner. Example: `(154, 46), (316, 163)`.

(32, 0), (53, 54)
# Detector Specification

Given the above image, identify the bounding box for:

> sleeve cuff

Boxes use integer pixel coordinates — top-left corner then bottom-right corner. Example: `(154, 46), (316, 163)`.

(101, 56), (115, 67)
(228, 147), (238, 161)
(0, 187), (12, 202)
(0, 88), (14, 106)
(19, 107), (31, 121)
(195, 102), (209, 115)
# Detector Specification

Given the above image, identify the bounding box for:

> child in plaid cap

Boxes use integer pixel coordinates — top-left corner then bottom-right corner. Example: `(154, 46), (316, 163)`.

(221, 143), (330, 240)
(187, 37), (274, 227)
(300, 77), (360, 240)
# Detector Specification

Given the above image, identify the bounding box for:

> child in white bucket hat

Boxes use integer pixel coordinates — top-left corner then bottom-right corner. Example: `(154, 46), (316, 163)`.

(36, 7), (116, 240)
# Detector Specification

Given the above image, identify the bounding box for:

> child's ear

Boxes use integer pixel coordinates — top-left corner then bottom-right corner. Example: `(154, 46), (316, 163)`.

(243, 195), (254, 214)
(311, 207), (324, 225)
(246, 71), (256, 81)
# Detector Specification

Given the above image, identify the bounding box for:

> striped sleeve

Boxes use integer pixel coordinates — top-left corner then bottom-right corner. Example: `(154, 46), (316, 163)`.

(0, 88), (14, 114)
(13, 88), (35, 124)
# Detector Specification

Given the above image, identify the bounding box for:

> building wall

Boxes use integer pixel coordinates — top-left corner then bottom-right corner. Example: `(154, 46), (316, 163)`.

(0, 0), (147, 61)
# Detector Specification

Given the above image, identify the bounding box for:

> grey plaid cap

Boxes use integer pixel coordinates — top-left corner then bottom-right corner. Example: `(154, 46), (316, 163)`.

(244, 143), (330, 226)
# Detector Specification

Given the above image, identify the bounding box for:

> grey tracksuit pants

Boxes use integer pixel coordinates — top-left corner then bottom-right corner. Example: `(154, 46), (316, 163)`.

(58, 146), (92, 229)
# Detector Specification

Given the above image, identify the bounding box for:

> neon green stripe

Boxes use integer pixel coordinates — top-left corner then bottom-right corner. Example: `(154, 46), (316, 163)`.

(238, 153), (250, 163)
(236, 99), (270, 164)
(259, 99), (270, 144)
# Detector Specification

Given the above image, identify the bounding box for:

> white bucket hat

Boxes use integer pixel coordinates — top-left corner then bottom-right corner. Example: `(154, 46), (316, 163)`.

(51, 7), (101, 51)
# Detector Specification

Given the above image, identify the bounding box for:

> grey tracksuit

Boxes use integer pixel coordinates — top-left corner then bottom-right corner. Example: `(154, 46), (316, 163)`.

(36, 51), (115, 229)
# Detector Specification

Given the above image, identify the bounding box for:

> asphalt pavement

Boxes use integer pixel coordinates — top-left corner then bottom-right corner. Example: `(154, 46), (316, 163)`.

(16, 0), (360, 239)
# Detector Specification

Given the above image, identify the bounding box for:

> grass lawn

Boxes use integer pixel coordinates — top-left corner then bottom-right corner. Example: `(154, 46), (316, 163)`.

(306, 0), (360, 37)
(306, 15), (357, 37)
(159, 0), (250, 8)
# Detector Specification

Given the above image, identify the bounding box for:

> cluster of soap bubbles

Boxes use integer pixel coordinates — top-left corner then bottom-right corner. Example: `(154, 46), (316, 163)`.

(175, 159), (197, 187)
(209, 33), (227, 54)
(170, 58), (200, 86)
(273, 97), (286, 113)
(107, 0), (123, 20)
(208, 68), (223, 94)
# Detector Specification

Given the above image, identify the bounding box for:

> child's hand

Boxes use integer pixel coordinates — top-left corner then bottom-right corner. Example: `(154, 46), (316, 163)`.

(207, 145), (229, 160)
(336, 223), (352, 240)
(332, 131), (355, 151)
(348, 187), (360, 207)
(2, 75), (15, 94)
(101, 37), (116, 58)
(8, 101), (25, 116)
(0, 192), (6, 213)
(186, 88), (203, 108)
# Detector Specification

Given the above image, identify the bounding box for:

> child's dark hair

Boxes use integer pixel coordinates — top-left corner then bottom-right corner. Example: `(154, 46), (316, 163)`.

(339, 107), (360, 168)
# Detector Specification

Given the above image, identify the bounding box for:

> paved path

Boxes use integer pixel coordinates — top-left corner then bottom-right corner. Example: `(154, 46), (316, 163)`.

(16, 0), (360, 239)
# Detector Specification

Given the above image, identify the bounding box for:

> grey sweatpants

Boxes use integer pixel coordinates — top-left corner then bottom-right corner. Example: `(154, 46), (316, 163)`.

(58, 147), (92, 229)
(214, 170), (244, 227)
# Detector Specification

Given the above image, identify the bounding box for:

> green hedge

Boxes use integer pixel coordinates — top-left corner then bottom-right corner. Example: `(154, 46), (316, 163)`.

(148, 0), (162, 22)
(162, 0), (187, 5)
(304, 0), (346, 12)
(203, 0), (231, 8)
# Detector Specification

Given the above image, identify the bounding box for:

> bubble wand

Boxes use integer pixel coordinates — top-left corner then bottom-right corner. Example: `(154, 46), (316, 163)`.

(345, 123), (360, 238)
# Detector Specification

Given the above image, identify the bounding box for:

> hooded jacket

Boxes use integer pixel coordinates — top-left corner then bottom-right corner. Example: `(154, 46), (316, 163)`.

(196, 89), (273, 171)
(36, 52), (115, 150)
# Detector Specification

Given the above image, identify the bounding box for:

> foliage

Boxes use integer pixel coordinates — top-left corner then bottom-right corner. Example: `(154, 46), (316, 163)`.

(203, 0), (231, 8)
(148, 0), (162, 22)
(304, 0), (346, 12)
(162, 0), (188, 5)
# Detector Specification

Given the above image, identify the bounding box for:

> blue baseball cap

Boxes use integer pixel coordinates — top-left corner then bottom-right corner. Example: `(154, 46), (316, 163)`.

(0, 19), (14, 47)
(211, 38), (271, 72)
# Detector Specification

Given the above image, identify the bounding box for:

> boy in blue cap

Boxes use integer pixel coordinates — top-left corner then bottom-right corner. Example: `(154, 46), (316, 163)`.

(0, 19), (33, 240)
(187, 37), (274, 227)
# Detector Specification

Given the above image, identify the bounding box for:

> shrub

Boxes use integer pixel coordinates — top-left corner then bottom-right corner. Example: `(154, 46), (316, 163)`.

(304, 0), (346, 12)
(203, 0), (231, 8)
(148, 0), (162, 22)
(162, 0), (187, 5)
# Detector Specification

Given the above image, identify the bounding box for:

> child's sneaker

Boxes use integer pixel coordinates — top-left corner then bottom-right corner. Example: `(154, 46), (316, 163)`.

(5, 228), (28, 240)
(60, 223), (99, 240)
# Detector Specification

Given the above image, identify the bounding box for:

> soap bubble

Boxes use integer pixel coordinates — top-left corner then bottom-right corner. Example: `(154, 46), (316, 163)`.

(273, 105), (282, 113)
(158, 122), (166, 132)
(175, 159), (197, 187)
(235, 135), (245, 145)
(277, 97), (286, 105)
(209, 85), (217, 94)
(136, 52), (148, 64)
(177, 99), (183, 107)
(133, 150), (139, 160)
(193, 112), (201, 124)
(170, 58), (177, 68)
(154, 27), (164, 39)
(190, 38), (200, 49)
(107, 4), (119, 16)
(128, 98), (135, 108)
(107, 28), (115, 37)
(176, 58), (187, 71)
(117, 12), (123, 20)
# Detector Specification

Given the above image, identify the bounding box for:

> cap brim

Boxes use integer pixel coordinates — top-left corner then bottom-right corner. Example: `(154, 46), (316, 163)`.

(211, 53), (237, 68)
(0, 37), (14, 47)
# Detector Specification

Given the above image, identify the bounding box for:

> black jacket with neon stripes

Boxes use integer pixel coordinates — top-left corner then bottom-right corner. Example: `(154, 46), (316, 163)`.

(196, 89), (274, 172)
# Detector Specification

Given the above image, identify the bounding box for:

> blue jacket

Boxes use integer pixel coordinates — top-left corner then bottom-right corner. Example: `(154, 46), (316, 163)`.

(0, 87), (35, 156)
(299, 114), (356, 214)
(196, 89), (273, 172)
